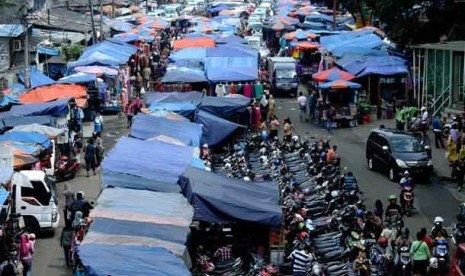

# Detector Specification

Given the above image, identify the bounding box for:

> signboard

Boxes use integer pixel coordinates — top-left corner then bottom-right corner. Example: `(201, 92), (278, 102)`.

(53, 117), (69, 144)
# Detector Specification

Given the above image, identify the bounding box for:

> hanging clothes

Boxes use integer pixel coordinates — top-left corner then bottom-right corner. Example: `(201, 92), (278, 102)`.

(236, 83), (243, 94)
(254, 82), (264, 100)
(230, 83), (236, 94)
(215, 84), (226, 97)
(243, 82), (253, 98)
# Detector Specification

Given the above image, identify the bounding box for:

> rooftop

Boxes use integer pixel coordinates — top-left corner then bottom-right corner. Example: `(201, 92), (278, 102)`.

(0, 24), (25, 38)
(412, 40), (465, 52)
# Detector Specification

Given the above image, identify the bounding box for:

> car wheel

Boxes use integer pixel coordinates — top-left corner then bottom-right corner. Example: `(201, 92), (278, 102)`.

(367, 157), (375, 171)
(23, 216), (40, 234)
(389, 167), (397, 182)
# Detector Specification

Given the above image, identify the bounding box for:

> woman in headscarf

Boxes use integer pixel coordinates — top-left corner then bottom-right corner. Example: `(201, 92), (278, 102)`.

(448, 125), (459, 166)
(19, 233), (34, 276)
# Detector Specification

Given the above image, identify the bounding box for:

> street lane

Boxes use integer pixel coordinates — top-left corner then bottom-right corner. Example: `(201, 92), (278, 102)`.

(275, 98), (459, 234)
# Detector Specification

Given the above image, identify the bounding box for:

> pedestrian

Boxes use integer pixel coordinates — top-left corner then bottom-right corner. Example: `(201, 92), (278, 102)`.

(297, 92), (307, 123)
(456, 148), (465, 191)
(93, 133), (104, 167)
(124, 100), (134, 129)
(136, 72), (143, 96)
(326, 104), (335, 135)
(395, 105), (405, 131)
(447, 125), (459, 166)
(93, 112), (103, 136)
(269, 115), (279, 140)
(373, 199), (384, 222)
(134, 96), (142, 115)
(84, 139), (97, 177)
(432, 115), (446, 149)
(308, 92), (317, 120)
(288, 246), (313, 276)
(283, 117), (293, 142)
(19, 233), (34, 276)
(326, 145), (337, 164)
(62, 184), (75, 226)
(411, 231), (430, 276)
(60, 223), (74, 268)
(267, 94), (275, 119)
(419, 228), (433, 253)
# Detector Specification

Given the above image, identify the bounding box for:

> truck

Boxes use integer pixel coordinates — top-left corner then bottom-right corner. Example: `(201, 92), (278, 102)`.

(267, 57), (298, 97)
(0, 143), (59, 234)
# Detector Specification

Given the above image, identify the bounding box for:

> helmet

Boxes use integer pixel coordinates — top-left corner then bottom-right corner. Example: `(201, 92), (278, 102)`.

(429, 257), (438, 269)
(299, 231), (309, 240)
(400, 178), (407, 185)
(434, 216), (444, 224)
(60, 155), (68, 161)
(388, 194), (397, 200)
(77, 191), (85, 200)
(202, 144), (208, 148)
(403, 170), (410, 176)
(356, 209), (364, 218)
(295, 214), (304, 223)
(400, 227), (410, 238)
(377, 236), (388, 247)
(331, 190), (339, 198)
(244, 176), (251, 181)
(303, 188), (311, 196)
(261, 130), (268, 140)
(292, 135), (299, 142)
(298, 194), (305, 201)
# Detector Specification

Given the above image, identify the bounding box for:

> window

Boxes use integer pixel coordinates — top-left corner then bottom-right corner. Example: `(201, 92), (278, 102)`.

(390, 137), (423, 153)
(21, 180), (51, 206)
(0, 77), (8, 91)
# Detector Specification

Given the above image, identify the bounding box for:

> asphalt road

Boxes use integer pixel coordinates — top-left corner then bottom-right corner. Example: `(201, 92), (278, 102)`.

(274, 97), (459, 235)
(31, 98), (461, 275)
(32, 115), (126, 276)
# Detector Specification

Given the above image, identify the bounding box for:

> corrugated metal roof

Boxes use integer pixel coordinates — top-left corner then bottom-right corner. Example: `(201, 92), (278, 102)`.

(0, 24), (25, 38)
(411, 41), (465, 52)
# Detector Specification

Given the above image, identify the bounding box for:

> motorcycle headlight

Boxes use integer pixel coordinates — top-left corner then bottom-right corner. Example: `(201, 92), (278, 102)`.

(52, 212), (58, 222)
(396, 159), (408, 168)
(427, 159), (433, 166)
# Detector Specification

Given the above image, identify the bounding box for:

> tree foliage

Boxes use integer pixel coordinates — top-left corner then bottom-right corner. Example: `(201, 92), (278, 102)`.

(337, 0), (465, 48)
(61, 44), (83, 61)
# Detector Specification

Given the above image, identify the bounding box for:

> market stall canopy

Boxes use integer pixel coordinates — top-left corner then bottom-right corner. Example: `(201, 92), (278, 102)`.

(0, 131), (51, 148)
(179, 167), (282, 227)
(284, 29), (316, 40)
(130, 114), (202, 146)
(148, 110), (190, 122)
(68, 52), (121, 68)
(19, 84), (87, 107)
(0, 98), (70, 119)
(68, 40), (137, 68)
(168, 48), (207, 62)
(14, 152), (38, 168)
(194, 110), (246, 146)
(339, 56), (408, 77)
(161, 66), (207, 83)
(320, 30), (384, 52)
(312, 67), (356, 82)
(1, 116), (54, 128)
(57, 72), (97, 84)
(108, 20), (135, 32)
(173, 37), (216, 50)
(74, 66), (119, 77)
(146, 91), (203, 107)
(0, 189), (8, 205)
(102, 137), (193, 193)
(17, 67), (55, 89)
(9, 124), (64, 138)
(198, 96), (251, 118)
(79, 245), (191, 276)
(320, 79), (361, 89)
(83, 188), (193, 262)
(290, 41), (319, 50)
(148, 102), (198, 117)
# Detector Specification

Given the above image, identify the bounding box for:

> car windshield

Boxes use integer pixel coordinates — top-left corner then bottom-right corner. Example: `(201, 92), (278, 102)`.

(390, 137), (423, 153)
(277, 69), (296, 79)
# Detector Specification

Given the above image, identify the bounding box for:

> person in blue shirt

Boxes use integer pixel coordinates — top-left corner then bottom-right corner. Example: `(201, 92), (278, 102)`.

(432, 115), (445, 148)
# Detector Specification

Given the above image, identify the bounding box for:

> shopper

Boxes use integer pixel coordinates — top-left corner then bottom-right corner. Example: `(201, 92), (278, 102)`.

(411, 231), (430, 276)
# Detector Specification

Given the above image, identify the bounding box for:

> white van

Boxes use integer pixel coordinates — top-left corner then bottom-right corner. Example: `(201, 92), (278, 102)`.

(13, 171), (59, 233)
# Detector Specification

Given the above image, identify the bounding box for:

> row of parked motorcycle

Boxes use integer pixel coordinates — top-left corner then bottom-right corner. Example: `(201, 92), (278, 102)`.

(196, 133), (465, 276)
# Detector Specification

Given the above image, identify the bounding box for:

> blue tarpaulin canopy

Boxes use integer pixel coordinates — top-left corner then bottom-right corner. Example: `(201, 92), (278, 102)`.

(79, 244), (191, 276)
(179, 167), (282, 227)
(0, 189), (9, 204)
(0, 95), (20, 108)
(206, 66), (258, 82)
(198, 96), (251, 118)
(340, 56), (407, 77)
(148, 102), (197, 117)
(161, 66), (207, 83)
(1, 116), (54, 128)
(69, 40), (137, 68)
(169, 48), (207, 62)
(194, 110), (245, 146)
(0, 131), (51, 148)
(84, 188), (193, 260)
(102, 137), (193, 192)
(0, 98), (70, 119)
(57, 72), (97, 84)
(206, 44), (258, 58)
(130, 114), (202, 146)
(321, 31), (384, 52)
(17, 67), (55, 89)
(146, 91), (203, 107)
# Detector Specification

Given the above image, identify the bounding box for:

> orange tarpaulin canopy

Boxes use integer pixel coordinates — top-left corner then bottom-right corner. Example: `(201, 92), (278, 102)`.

(173, 37), (216, 50)
(20, 84), (87, 107)
(294, 41), (319, 50)
(13, 151), (38, 168)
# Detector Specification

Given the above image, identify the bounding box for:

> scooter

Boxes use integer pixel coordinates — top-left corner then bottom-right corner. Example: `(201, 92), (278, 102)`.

(396, 245), (412, 276)
(401, 186), (414, 217)
(55, 155), (80, 181)
(452, 221), (465, 245)
(431, 239), (449, 276)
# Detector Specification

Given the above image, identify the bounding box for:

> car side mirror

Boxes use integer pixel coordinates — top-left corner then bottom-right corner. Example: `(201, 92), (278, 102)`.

(425, 145), (432, 158)
(382, 145), (389, 151)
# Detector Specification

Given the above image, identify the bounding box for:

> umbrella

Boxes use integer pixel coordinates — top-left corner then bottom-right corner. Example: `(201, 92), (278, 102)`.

(292, 41), (319, 50)
(320, 79), (361, 89)
(284, 29), (316, 40)
(75, 66), (118, 77)
(312, 67), (356, 82)
(271, 21), (286, 31)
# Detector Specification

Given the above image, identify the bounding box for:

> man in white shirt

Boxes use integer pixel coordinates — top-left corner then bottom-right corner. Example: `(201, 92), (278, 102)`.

(420, 106), (429, 137)
(297, 92), (307, 122)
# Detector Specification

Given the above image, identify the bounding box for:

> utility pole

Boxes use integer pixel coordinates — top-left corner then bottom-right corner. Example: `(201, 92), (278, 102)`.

(332, 0), (337, 30)
(23, 6), (30, 89)
(99, 0), (103, 41)
(88, 0), (98, 44)
(111, 0), (115, 18)
(47, 8), (51, 41)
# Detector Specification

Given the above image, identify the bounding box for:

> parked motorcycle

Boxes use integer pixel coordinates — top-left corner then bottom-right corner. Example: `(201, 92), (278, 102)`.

(400, 186), (414, 217)
(55, 155), (80, 181)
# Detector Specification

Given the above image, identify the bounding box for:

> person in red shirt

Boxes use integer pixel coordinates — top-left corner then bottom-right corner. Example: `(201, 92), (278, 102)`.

(420, 227), (433, 252)
(326, 145), (337, 164)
